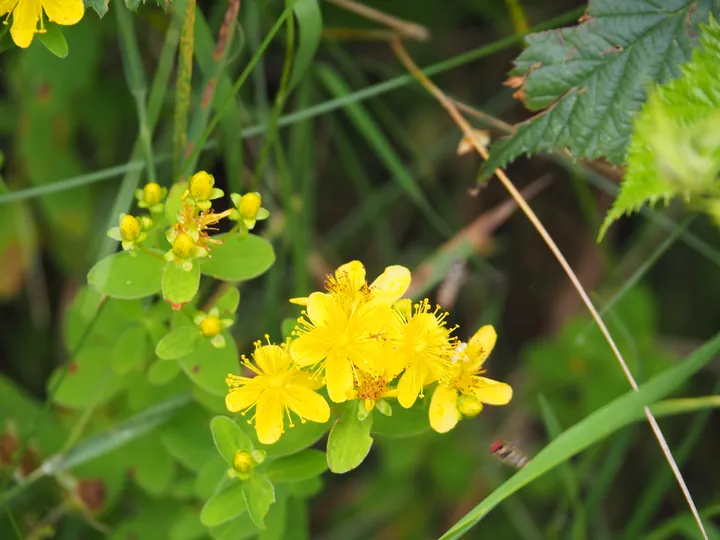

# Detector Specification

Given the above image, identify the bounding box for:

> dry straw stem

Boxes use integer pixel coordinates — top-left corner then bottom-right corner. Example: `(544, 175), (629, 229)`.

(325, 0), (429, 41)
(389, 37), (708, 540)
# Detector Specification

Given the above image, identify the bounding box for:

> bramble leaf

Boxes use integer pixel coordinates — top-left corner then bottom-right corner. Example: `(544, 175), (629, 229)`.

(599, 17), (720, 239)
(482, 0), (717, 176)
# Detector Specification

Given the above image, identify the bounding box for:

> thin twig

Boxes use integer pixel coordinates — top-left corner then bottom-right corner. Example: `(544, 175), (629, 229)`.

(389, 37), (708, 540)
(325, 0), (429, 41)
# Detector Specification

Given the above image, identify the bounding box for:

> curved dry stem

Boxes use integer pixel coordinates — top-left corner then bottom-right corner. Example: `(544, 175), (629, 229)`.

(389, 37), (707, 540)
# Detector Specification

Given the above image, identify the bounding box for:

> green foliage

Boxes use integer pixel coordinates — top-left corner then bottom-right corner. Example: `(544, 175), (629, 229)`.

(88, 250), (165, 299)
(156, 325), (202, 359)
(242, 471), (276, 529)
(199, 234), (276, 282)
(482, 0), (717, 176)
(326, 401), (374, 473)
(211, 416), (254, 461)
(600, 17), (720, 238)
(263, 450), (328, 483)
(38, 24), (69, 59)
(202, 481), (248, 526)
(163, 261), (201, 306)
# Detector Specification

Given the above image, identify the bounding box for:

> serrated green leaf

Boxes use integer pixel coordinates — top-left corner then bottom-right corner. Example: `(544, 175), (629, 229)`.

(200, 233), (275, 282)
(83, 0), (109, 17)
(179, 333), (239, 395)
(163, 261), (201, 306)
(263, 449), (327, 483)
(211, 416), (254, 463)
(201, 480), (248, 527)
(215, 286), (241, 314)
(125, 0), (142, 11)
(600, 17), (720, 239)
(88, 249), (165, 299)
(289, 0), (322, 90)
(326, 401), (373, 473)
(38, 23), (68, 58)
(242, 472), (275, 529)
(482, 0), (717, 176)
(148, 358), (182, 385)
(112, 325), (149, 374)
(156, 326), (201, 360)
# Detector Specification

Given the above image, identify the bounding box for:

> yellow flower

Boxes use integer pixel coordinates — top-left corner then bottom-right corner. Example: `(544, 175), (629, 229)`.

(429, 325), (513, 433)
(164, 228), (208, 271)
(135, 182), (167, 213)
(289, 261), (411, 403)
(225, 338), (330, 445)
(194, 308), (233, 348)
(1, 0), (83, 49)
(230, 192), (270, 230)
(183, 171), (224, 211)
(106, 213), (149, 251)
(348, 369), (397, 419)
(388, 298), (458, 409)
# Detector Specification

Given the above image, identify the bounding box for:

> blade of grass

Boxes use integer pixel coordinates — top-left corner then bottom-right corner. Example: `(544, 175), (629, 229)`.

(289, 0), (322, 90)
(316, 65), (452, 237)
(646, 503), (720, 540)
(174, 0), (196, 178)
(0, 7), (584, 207)
(439, 333), (720, 539)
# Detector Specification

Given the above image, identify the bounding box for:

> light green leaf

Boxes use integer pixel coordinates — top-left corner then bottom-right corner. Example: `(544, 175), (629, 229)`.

(215, 286), (241, 314)
(112, 325), (149, 374)
(482, 0), (717, 176)
(259, 494), (287, 540)
(242, 471), (275, 529)
(289, 0), (322, 89)
(148, 358), (182, 385)
(161, 404), (217, 472)
(179, 332), (239, 396)
(287, 476), (323, 499)
(211, 416), (254, 463)
(264, 449), (327, 483)
(88, 249), (165, 299)
(600, 17), (720, 239)
(165, 182), (187, 224)
(440, 332), (720, 539)
(124, 434), (175, 496)
(200, 233), (275, 282)
(201, 481), (247, 527)
(237, 413), (332, 458)
(209, 511), (260, 540)
(326, 401), (373, 473)
(372, 400), (429, 438)
(163, 261), (201, 306)
(169, 507), (207, 540)
(156, 326), (201, 360)
(38, 23), (68, 58)
(195, 456), (228, 499)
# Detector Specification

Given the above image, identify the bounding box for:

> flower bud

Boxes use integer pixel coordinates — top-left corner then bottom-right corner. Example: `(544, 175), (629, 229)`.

(238, 193), (262, 220)
(119, 215), (141, 242)
(199, 316), (222, 338)
(457, 394), (483, 417)
(143, 182), (164, 206)
(189, 171), (215, 201)
(232, 451), (254, 479)
(172, 232), (196, 258)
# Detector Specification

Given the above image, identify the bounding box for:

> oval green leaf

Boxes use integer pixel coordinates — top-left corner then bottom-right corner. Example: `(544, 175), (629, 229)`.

(215, 287), (240, 314)
(201, 480), (247, 527)
(237, 413), (332, 459)
(211, 416), (254, 463)
(263, 449), (327, 483)
(195, 456), (228, 500)
(242, 472), (275, 530)
(178, 333), (239, 396)
(162, 261), (201, 306)
(326, 402), (373, 474)
(200, 233), (275, 282)
(165, 182), (187, 224)
(156, 326), (201, 360)
(39, 23), (68, 58)
(147, 359), (181, 385)
(112, 325), (149, 375)
(371, 400), (430, 438)
(88, 249), (165, 299)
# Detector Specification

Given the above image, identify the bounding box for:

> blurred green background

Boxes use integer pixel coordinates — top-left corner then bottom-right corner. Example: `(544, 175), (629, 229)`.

(1, 0), (720, 538)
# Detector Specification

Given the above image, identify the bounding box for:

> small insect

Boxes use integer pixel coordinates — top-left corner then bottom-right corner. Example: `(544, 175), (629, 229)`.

(490, 440), (530, 470)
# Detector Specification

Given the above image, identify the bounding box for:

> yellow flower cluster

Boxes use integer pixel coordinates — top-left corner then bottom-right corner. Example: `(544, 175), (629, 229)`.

(226, 261), (512, 444)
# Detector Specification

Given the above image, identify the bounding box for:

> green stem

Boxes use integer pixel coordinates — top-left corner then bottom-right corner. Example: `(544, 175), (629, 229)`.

(174, 0), (197, 179)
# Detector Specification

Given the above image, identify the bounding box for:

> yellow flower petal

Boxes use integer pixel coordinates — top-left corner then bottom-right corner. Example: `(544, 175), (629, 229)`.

(225, 383), (263, 413)
(369, 265), (411, 302)
(289, 296), (309, 306)
(325, 352), (353, 403)
(466, 325), (497, 369)
(429, 384), (460, 433)
(10, 0), (41, 48)
(335, 260), (366, 291)
(0, 0), (18, 17)
(42, 0), (83, 25)
(289, 370), (324, 391)
(397, 364), (423, 408)
(472, 377), (513, 405)
(305, 291), (333, 327)
(253, 344), (290, 375)
(290, 333), (329, 367)
(284, 385), (330, 423)
(255, 391), (284, 444)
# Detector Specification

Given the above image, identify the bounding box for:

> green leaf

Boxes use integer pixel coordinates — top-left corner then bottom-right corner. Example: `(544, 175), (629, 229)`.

(326, 401), (373, 473)
(481, 0), (716, 176)
(264, 449), (327, 483)
(165, 182), (187, 224)
(163, 261), (201, 306)
(112, 325), (149, 374)
(289, 0), (322, 90)
(124, 434), (176, 496)
(179, 333), (239, 396)
(83, 0), (109, 17)
(599, 17), (720, 239)
(201, 481), (248, 527)
(237, 413), (332, 458)
(209, 511), (260, 540)
(440, 331), (720, 539)
(169, 507), (207, 540)
(148, 358), (182, 385)
(281, 318), (297, 340)
(371, 400), (430, 438)
(211, 416), (254, 463)
(215, 286), (241, 314)
(259, 494), (287, 540)
(242, 471), (275, 529)
(156, 326), (201, 360)
(88, 249), (165, 299)
(195, 456), (228, 499)
(38, 23), (68, 58)
(200, 233), (275, 282)
(161, 404), (217, 472)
